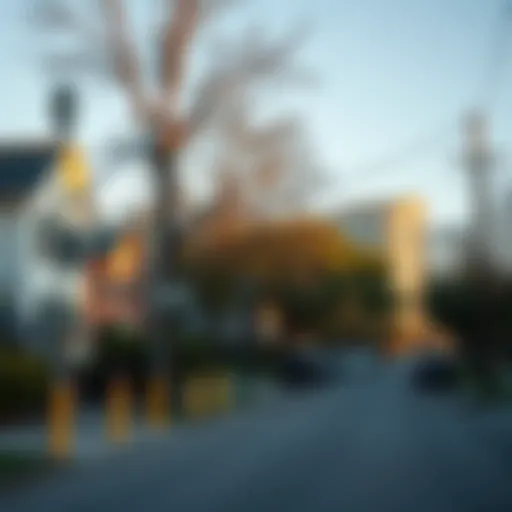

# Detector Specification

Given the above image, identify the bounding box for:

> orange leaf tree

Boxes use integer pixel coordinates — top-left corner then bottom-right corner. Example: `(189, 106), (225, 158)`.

(185, 217), (389, 339)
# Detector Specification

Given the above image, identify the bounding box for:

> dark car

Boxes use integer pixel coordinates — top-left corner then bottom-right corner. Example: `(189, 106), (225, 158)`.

(279, 349), (331, 389)
(412, 353), (459, 393)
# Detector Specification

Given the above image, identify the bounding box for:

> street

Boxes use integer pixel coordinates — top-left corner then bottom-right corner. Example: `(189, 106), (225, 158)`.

(1, 359), (512, 512)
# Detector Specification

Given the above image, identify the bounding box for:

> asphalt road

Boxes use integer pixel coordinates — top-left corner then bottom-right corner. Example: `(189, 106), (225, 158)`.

(2, 360), (512, 512)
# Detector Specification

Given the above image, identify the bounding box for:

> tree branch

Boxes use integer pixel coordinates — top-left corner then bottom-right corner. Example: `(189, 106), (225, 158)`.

(186, 22), (311, 144)
(100, 0), (148, 122)
(199, 0), (242, 25)
(160, 0), (200, 113)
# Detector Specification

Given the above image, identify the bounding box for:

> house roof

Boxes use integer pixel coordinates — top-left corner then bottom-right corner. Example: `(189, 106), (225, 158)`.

(0, 141), (57, 204)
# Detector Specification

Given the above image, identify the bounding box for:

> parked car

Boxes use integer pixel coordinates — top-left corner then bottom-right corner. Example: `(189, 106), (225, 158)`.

(279, 349), (332, 389)
(412, 352), (459, 393)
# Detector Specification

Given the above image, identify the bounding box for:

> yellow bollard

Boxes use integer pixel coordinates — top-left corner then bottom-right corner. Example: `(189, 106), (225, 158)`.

(184, 372), (232, 419)
(218, 372), (232, 412)
(184, 374), (208, 419)
(183, 374), (199, 419)
(146, 376), (170, 429)
(47, 380), (76, 460)
(205, 375), (217, 415)
(210, 372), (232, 414)
(106, 376), (132, 443)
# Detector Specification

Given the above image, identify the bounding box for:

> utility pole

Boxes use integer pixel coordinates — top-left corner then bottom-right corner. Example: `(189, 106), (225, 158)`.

(463, 110), (496, 276)
(462, 109), (499, 389)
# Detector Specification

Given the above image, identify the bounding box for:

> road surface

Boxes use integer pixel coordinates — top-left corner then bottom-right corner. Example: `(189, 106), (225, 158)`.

(1, 359), (512, 512)
(0, 375), (284, 462)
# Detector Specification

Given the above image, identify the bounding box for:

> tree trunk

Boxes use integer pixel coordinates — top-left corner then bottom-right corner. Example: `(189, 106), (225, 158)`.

(144, 139), (180, 424)
(147, 140), (179, 363)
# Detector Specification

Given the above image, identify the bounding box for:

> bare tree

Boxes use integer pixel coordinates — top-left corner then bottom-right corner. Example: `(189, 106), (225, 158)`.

(30, 0), (315, 424)
(32, 0), (311, 149)
(206, 98), (327, 221)
(32, 0), (319, 218)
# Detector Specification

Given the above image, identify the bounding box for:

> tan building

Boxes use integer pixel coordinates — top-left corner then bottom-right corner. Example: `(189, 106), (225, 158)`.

(332, 195), (436, 355)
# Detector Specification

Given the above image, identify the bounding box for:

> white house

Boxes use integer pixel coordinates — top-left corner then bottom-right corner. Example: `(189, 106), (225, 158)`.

(0, 141), (57, 341)
(0, 140), (95, 358)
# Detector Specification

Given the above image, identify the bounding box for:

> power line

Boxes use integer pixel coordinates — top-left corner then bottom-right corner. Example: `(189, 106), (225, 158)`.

(98, 2), (512, 196)
(348, 121), (457, 178)
(345, 1), (512, 182)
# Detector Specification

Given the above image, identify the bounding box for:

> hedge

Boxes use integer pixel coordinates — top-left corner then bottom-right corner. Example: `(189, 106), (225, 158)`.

(90, 333), (290, 375)
(0, 348), (49, 423)
(78, 326), (293, 402)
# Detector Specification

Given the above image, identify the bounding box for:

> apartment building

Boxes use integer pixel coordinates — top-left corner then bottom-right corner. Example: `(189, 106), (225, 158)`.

(330, 195), (430, 355)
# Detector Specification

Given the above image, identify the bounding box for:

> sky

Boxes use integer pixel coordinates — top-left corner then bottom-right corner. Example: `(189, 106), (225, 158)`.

(1, 0), (512, 226)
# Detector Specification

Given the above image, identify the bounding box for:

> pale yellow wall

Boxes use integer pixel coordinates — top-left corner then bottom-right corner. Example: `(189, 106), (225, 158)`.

(333, 195), (428, 355)
(385, 197), (427, 354)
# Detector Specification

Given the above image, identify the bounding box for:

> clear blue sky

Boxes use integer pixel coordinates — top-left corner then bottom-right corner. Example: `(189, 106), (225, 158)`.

(1, 0), (512, 225)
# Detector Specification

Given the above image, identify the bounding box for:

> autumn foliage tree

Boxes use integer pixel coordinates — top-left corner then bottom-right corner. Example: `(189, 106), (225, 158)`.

(185, 218), (391, 341)
(200, 219), (378, 279)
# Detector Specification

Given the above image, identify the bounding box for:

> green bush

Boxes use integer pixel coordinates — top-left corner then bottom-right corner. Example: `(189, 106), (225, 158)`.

(0, 349), (48, 422)
(95, 325), (148, 372)
(427, 277), (512, 367)
(171, 342), (288, 376)
(427, 279), (483, 337)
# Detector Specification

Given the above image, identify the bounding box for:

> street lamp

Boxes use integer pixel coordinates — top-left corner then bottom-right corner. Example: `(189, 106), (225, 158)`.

(42, 82), (79, 459)
(43, 83), (127, 455)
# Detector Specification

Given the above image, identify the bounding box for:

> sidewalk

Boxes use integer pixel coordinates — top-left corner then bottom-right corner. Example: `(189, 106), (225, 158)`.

(0, 408), (164, 462)
(0, 376), (287, 462)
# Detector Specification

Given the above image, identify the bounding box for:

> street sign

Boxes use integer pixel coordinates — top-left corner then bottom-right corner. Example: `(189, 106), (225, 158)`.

(151, 282), (192, 311)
